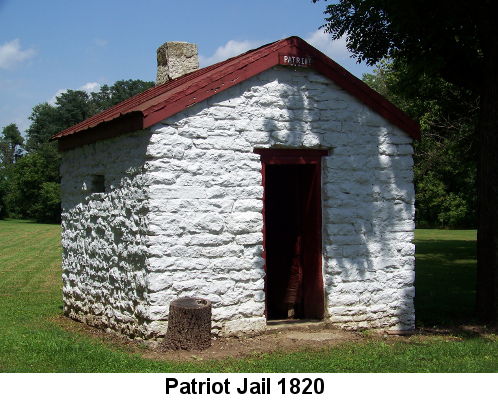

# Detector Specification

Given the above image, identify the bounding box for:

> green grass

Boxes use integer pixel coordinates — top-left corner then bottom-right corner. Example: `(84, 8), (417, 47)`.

(414, 229), (477, 326)
(1, 220), (496, 372)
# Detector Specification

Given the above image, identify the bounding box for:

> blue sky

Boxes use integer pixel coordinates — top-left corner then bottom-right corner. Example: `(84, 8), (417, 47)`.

(0, 0), (374, 137)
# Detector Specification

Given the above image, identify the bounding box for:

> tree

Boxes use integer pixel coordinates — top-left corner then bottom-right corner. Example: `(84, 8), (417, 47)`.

(6, 143), (61, 222)
(1, 123), (24, 165)
(55, 90), (93, 128)
(0, 167), (8, 219)
(25, 90), (92, 153)
(363, 61), (478, 229)
(24, 103), (62, 153)
(90, 79), (154, 114)
(313, 0), (498, 322)
(10, 79), (155, 223)
(0, 124), (24, 219)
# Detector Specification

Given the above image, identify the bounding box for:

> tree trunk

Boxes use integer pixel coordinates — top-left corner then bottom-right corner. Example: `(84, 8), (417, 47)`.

(163, 297), (212, 350)
(476, 2), (498, 323)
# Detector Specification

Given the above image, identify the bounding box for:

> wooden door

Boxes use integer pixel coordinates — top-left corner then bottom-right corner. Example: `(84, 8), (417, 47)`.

(256, 149), (326, 320)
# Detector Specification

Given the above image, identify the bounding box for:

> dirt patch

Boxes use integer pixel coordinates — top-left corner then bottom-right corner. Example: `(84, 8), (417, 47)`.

(49, 315), (498, 363)
(149, 326), (362, 362)
(48, 315), (380, 362)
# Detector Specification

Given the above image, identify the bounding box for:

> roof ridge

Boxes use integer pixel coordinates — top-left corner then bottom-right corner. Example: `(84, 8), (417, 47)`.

(52, 36), (420, 151)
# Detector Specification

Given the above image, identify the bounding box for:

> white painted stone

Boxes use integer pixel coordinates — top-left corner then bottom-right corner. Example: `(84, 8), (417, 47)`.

(221, 317), (267, 337)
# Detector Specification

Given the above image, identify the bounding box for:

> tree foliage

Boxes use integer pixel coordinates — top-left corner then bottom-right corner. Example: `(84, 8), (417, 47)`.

(24, 103), (61, 153)
(1, 124), (24, 165)
(6, 144), (61, 222)
(0, 124), (24, 219)
(90, 79), (155, 114)
(363, 61), (478, 229)
(0, 167), (8, 220)
(314, 0), (483, 92)
(25, 90), (92, 153)
(3, 78), (154, 223)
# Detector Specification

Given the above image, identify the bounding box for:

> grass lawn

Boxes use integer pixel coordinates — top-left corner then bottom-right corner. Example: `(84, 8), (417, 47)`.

(414, 229), (478, 327)
(0, 220), (496, 373)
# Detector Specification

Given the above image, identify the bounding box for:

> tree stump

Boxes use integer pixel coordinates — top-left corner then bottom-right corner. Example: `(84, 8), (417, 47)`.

(163, 297), (212, 351)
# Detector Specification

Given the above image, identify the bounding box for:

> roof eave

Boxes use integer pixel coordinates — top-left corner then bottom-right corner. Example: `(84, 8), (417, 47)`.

(56, 111), (145, 152)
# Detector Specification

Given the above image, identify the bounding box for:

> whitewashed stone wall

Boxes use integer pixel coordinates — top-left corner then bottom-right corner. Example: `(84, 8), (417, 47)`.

(60, 65), (415, 339)
(60, 131), (152, 337)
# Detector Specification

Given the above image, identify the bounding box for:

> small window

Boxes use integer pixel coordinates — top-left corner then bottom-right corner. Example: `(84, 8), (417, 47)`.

(90, 175), (105, 193)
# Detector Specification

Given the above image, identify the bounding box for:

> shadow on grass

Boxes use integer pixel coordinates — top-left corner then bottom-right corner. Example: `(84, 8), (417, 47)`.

(1, 219), (61, 226)
(415, 239), (477, 260)
(20, 221), (61, 226)
(414, 239), (477, 328)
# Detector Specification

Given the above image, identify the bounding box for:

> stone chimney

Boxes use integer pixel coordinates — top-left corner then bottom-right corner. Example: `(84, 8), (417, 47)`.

(156, 42), (199, 85)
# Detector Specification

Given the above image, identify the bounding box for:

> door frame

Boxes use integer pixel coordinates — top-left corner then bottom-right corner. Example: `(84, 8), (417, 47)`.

(254, 149), (328, 320)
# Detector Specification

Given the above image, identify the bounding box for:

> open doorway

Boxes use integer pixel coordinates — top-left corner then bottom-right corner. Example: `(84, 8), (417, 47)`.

(256, 149), (326, 320)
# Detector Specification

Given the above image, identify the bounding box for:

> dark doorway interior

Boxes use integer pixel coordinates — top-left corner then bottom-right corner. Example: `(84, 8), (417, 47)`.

(265, 163), (324, 320)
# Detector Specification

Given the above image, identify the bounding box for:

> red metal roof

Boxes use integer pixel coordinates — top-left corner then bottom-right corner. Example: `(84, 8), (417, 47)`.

(51, 36), (420, 151)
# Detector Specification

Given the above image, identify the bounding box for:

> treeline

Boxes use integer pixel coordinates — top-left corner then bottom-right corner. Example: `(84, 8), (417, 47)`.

(363, 61), (478, 229)
(1, 71), (478, 229)
(0, 79), (154, 222)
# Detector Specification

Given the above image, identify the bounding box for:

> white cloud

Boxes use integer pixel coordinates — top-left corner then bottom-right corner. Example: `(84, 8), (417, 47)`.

(0, 39), (36, 70)
(48, 89), (67, 106)
(198, 39), (264, 67)
(304, 29), (375, 79)
(95, 38), (108, 47)
(48, 82), (101, 105)
(304, 29), (351, 61)
(79, 82), (101, 93)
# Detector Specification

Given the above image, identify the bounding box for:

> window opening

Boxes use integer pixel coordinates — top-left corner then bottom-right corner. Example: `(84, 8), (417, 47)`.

(90, 174), (105, 193)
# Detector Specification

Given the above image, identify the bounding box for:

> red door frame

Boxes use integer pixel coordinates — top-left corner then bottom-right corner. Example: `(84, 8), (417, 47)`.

(255, 149), (328, 319)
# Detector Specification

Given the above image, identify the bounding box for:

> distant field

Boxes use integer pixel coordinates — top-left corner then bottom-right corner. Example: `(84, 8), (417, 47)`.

(1, 220), (496, 373)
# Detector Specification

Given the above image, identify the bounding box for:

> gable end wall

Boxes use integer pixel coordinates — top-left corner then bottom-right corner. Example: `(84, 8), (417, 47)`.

(145, 66), (415, 336)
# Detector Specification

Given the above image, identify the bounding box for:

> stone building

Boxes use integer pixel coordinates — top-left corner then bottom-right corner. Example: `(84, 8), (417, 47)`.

(51, 36), (420, 339)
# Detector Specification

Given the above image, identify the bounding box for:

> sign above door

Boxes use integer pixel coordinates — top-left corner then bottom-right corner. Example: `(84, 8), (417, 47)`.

(278, 53), (314, 68)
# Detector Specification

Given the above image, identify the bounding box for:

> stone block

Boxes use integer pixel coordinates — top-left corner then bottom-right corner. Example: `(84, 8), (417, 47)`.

(221, 317), (266, 337)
